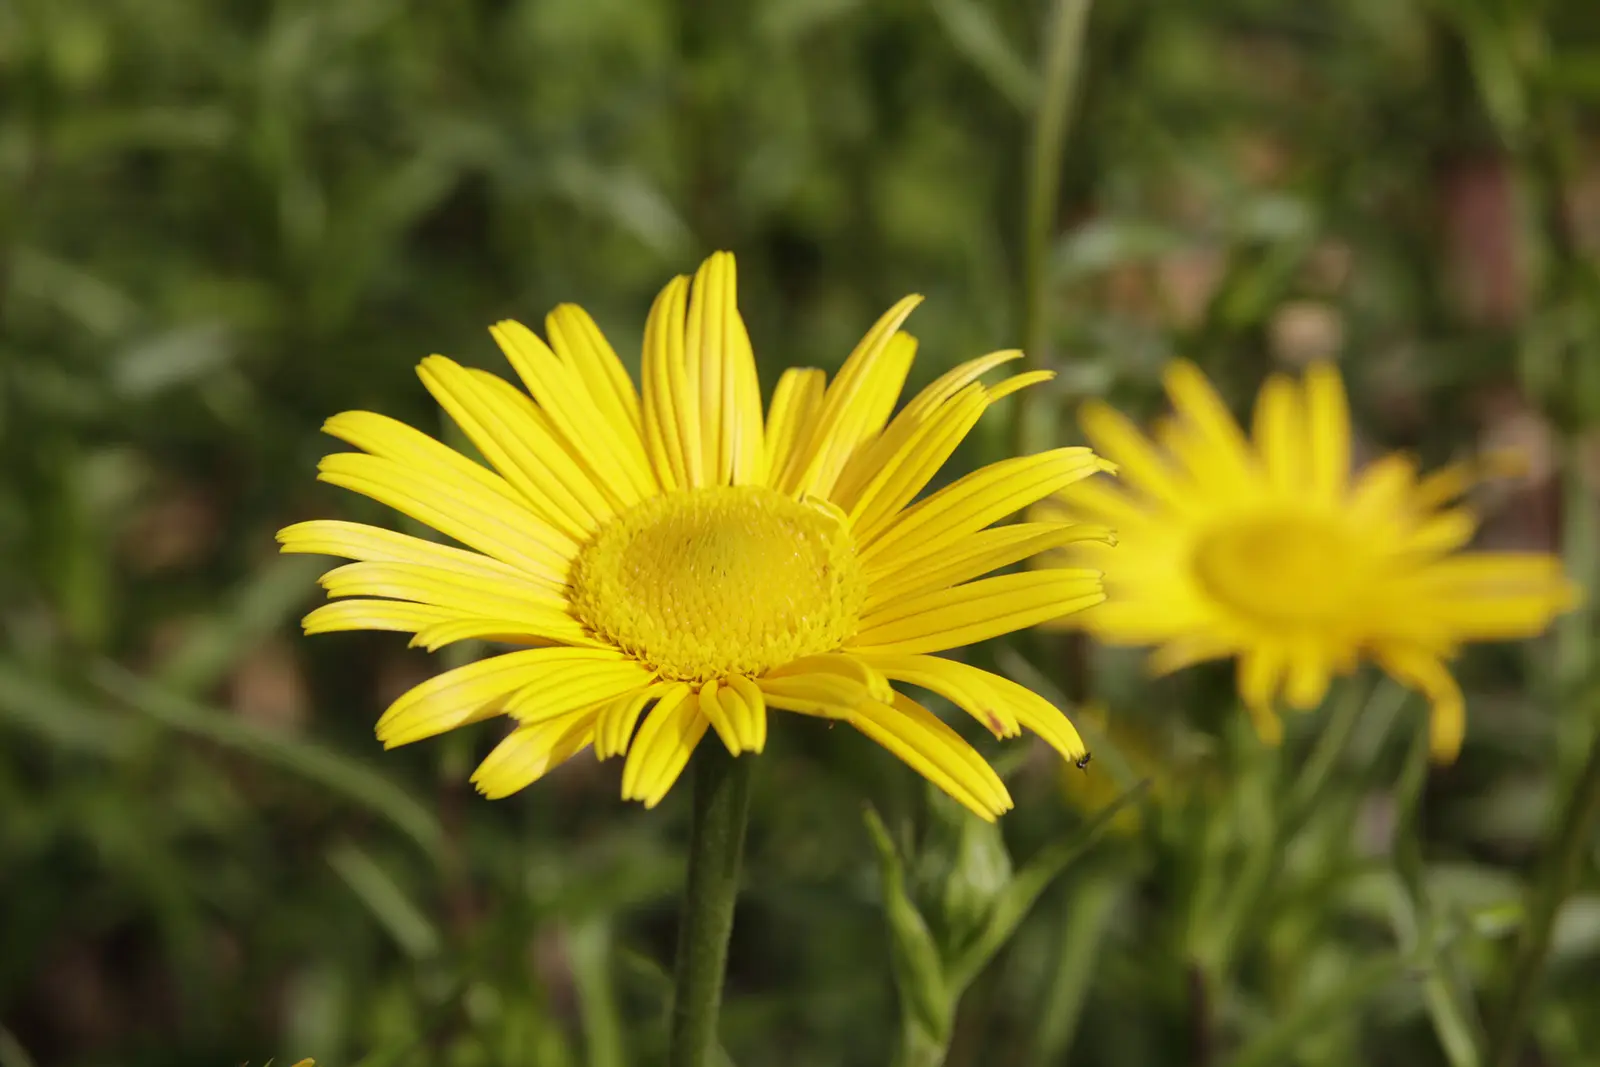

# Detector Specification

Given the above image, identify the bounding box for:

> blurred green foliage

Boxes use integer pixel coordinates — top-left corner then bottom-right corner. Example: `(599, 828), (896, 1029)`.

(3, 0), (1600, 1065)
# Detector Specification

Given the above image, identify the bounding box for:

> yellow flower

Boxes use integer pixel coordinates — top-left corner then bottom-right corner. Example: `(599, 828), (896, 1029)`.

(1039, 360), (1578, 761)
(279, 252), (1113, 819)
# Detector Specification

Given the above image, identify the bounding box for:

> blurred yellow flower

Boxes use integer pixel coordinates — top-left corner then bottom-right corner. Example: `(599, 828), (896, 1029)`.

(280, 252), (1113, 819)
(1039, 361), (1578, 760)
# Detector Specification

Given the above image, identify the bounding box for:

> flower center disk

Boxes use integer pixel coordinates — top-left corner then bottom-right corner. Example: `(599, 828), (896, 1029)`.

(570, 485), (865, 682)
(1191, 512), (1369, 628)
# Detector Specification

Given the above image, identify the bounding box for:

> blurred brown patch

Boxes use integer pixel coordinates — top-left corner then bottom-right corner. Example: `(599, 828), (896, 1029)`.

(230, 637), (310, 733)
(1442, 155), (1528, 326)
(120, 480), (218, 574)
(1473, 385), (1560, 552)
(1269, 300), (1345, 366)
(1157, 248), (1226, 328)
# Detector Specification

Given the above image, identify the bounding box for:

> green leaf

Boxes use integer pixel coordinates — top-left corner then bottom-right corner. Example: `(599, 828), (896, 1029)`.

(1223, 951), (1415, 1067)
(864, 805), (952, 1045)
(326, 841), (441, 961)
(929, 0), (1038, 111)
(567, 917), (627, 1067)
(0, 661), (144, 757)
(946, 779), (1148, 992)
(90, 661), (444, 859)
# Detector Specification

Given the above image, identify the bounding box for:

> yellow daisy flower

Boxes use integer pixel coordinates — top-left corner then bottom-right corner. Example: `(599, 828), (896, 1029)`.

(1039, 360), (1578, 761)
(279, 252), (1113, 819)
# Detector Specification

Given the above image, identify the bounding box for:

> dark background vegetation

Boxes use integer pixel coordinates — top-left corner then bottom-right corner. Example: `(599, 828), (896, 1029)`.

(4, 0), (1600, 1065)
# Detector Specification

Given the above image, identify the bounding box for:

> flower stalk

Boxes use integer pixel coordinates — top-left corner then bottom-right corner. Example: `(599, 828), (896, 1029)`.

(666, 745), (754, 1067)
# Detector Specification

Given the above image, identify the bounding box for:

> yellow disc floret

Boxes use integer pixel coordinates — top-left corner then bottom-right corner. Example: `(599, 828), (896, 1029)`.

(1191, 513), (1370, 628)
(570, 485), (866, 682)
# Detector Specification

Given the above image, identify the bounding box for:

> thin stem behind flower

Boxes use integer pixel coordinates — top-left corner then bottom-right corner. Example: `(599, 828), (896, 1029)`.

(667, 746), (754, 1067)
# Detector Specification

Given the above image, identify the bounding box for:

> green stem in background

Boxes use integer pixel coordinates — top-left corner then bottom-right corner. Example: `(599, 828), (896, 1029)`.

(667, 745), (754, 1067)
(1024, 873), (1122, 1067)
(1016, 0), (1093, 459)
(1486, 726), (1600, 1067)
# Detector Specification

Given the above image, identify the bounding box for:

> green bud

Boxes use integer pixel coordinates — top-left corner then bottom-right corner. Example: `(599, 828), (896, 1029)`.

(911, 786), (1014, 964)
(864, 806), (952, 1045)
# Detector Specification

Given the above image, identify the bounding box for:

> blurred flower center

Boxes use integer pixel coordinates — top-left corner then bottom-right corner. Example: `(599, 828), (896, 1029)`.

(1191, 513), (1366, 626)
(569, 485), (865, 682)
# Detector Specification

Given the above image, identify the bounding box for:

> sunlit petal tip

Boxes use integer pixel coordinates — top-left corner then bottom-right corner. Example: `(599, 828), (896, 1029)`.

(1244, 702), (1285, 747)
(1482, 448), (1532, 481)
(986, 369), (1056, 403)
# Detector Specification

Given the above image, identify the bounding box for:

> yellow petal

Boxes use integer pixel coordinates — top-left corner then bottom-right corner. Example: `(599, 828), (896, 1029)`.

(410, 617), (582, 652)
(985, 369), (1055, 403)
(416, 356), (613, 539)
(1303, 362), (1350, 504)
(1252, 374), (1305, 496)
(316, 561), (589, 646)
(621, 685), (709, 807)
(1078, 400), (1188, 510)
(1236, 651), (1285, 745)
(277, 519), (555, 587)
(764, 653), (894, 703)
(865, 521), (1113, 613)
(501, 657), (659, 725)
(764, 368), (826, 486)
(843, 382), (990, 543)
(1346, 454), (1420, 524)
(850, 570), (1104, 655)
(725, 675), (768, 752)
(1377, 646), (1467, 762)
(641, 274), (697, 490)
(897, 349), (1023, 422)
(375, 647), (628, 748)
(1405, 509), (1478, 554)
(848, 693), (1013, 820)
(488, 321), (658, 504)
(595, 682), (677, 760)
(544, 302), (643, 438)
(757, 671), (871, 717)
(698, 679), (744, 755)
(1047, 476), (1147, 529)
(684, 252), (765, 486)
(472, 707), (601, 799)
(829, 349), (1025, 507)
(321, 409), (525, 509)
(316, 452), (570, 583)
(783, 299), (922, 496)
(852, 652), (1020, 737)
(1162, 360), (1254, 479)
(317, 558), (565, 615)
(861, 448), (1110, 569)
(856, 654), (1089, 762)
(302, 599), (458, 636)
(1146, 633), (1239, 675)
(1283, 641), (1333, 710)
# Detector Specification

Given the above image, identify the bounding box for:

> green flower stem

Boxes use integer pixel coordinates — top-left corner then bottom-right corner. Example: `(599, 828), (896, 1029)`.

(667, 744), (754, 1067)
(1015, 0), (1093, 459)
(1487, 724), (1600, 1067)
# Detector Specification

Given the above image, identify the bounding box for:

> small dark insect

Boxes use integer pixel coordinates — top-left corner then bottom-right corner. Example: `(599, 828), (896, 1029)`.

(1075, 752), (1093, 771)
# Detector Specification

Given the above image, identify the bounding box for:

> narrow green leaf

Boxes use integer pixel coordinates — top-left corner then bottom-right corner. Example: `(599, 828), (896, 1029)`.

(567, 917), (627, 1067)
(929, 0), (1038, 111)
(90, 661), (444, 859)
(326, 841), (440, 961)
(0, 661), (144, 756)
(864, 805), (952, 1045)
